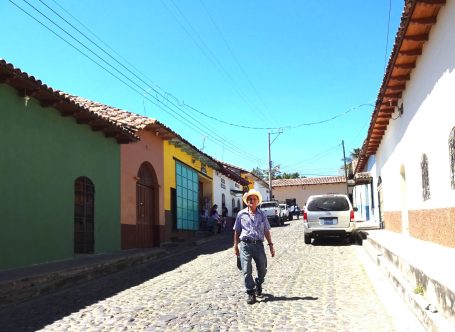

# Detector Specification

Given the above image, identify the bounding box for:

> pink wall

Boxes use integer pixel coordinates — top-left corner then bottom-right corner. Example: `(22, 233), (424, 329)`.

(120, 130), (165, 226)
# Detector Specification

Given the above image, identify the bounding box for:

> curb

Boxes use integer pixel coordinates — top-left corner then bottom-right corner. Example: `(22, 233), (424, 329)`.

(0, 248), (168, 309)
(361, 232), (454, 331)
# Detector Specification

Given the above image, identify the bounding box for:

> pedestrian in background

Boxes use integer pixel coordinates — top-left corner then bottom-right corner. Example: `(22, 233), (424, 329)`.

(209, 204), (221, 234)
(233, 189), (275, 304)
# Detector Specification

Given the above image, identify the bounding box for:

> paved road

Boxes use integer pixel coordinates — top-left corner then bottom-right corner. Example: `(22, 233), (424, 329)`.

(0, 220), (423, 331)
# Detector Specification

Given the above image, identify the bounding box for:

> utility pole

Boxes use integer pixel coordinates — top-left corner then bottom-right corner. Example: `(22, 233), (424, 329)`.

(268, 129), (283, 201)
(342, 140), (349, 196)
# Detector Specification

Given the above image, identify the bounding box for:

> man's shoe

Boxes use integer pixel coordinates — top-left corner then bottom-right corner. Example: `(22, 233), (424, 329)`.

(256, 284), (263, 297)
(247, 294), (256, 304)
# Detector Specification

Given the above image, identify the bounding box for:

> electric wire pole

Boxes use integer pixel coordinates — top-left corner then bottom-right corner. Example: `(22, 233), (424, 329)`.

(268, 129), (283, 201)
(342, 140), (349, 196)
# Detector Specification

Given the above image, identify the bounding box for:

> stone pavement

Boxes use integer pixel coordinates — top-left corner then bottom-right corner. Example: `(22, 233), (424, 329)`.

(0, 231), (220, 310)
(0, 220), (426, 331)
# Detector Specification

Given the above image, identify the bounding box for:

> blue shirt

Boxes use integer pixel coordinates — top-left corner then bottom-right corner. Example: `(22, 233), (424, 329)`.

(233, 207), (271, 241)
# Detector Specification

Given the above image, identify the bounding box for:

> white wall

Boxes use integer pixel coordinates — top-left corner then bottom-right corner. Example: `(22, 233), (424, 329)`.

(273, 183), (347, 208)
(213, 173), (243, 217)
(375, 0), (455, 212)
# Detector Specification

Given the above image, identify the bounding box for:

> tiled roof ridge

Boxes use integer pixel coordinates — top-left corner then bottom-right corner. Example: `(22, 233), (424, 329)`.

(356, 0), (446, 172)
(272, 176), (346, 187)
(0, 58), (138, 142)
(60, 93), (158, 132)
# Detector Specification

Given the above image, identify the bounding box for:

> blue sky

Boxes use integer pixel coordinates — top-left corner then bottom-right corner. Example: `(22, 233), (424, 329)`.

(1, 0), (402, 176)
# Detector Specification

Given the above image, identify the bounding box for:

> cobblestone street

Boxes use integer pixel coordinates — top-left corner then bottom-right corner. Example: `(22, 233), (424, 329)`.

(1, 220), (422, 331)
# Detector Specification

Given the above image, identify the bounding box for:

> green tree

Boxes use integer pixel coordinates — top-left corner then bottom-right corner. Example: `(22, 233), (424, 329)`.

(251, 167), (265, 180)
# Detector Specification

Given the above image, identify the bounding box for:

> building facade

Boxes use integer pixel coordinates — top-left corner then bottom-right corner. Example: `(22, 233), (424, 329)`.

(272, 177), (347, 209)
(355, 1), (455, 247)
(0, 60), (136, 269)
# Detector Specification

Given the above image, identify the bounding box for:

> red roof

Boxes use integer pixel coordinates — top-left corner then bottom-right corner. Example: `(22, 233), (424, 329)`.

(272, 176), (346, 187)
(0, 59), (138, 143)
(356, 0), (446, 172)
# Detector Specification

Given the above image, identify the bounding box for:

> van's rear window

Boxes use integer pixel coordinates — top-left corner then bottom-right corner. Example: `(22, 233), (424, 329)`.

(307, 197), (350, 211)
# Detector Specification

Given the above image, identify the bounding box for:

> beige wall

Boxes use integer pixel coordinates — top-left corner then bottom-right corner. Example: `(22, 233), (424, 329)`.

(383, 208), (455, 248)
(120, 130), (165, 226)
(273, 183), (347, 208)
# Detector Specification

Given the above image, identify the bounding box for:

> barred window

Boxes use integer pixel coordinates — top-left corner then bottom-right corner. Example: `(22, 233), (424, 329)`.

(450, 127), (455, 189)
(421, 154), (430, 201)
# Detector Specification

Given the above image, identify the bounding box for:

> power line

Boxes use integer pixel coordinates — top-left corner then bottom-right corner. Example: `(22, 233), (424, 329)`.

(162, 0), (271, 124)
(184, 102), (374, 130)
(199, 0), (279, 125)
(384, 0), (392, 72)
(11, 0), (267, 164)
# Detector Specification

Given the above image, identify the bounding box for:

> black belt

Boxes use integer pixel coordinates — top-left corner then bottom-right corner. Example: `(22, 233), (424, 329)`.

(241, 238), (263, 244)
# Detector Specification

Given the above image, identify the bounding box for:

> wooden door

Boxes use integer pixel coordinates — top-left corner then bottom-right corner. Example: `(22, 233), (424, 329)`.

(74, 177), (95, 254)
(136, 163), (158, 247)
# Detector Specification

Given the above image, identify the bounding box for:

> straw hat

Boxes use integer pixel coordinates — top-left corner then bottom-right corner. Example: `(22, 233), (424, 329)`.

(242, 189), (263, 205)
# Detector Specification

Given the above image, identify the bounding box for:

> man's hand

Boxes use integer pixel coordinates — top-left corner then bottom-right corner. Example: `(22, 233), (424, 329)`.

(269, 245), (275, 257)
(234, 243), (240, 256)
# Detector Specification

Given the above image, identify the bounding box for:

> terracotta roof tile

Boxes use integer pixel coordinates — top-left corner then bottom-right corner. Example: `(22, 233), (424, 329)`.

(0, 59), (137, 143)
(272, 176), (346, 187)
(356, 0), (446, 172)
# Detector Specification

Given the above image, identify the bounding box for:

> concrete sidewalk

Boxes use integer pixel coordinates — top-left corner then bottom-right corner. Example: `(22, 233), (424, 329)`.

(360, 229), (455, 332)
(0, 231), (225, 310)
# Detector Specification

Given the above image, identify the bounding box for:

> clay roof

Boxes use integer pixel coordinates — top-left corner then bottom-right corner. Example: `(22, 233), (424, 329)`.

(220, 161), (269, 188)
(0, 59), (137, 143)
(62, 94), (178, 140)
(63, 95), (238, 175)
(356, 0), (446, 172)
(272, 176), (346, 187)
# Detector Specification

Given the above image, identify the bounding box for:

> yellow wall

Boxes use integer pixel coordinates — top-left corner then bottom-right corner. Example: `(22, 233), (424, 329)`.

(242, 174), (254, 190)
(163, 141), (214, 210)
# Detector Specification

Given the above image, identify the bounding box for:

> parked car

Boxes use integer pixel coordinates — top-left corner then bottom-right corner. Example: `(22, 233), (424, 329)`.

(259, 201), (283, 226)
(303, 194), (357, 244)
(279, 203), (289, 222)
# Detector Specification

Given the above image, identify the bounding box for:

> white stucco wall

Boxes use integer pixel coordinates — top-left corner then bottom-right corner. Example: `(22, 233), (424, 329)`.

(213, 173), (243, 217)
(254, 181), (270, 202)
(273, 183), (347, 208)
(375, 1), (455, 212)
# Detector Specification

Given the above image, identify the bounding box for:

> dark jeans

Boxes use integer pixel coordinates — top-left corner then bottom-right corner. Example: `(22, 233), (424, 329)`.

(239, 241), (267, 294)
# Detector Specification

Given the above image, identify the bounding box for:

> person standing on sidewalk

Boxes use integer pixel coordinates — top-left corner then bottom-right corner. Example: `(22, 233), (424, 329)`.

(233, 189), (275, 304)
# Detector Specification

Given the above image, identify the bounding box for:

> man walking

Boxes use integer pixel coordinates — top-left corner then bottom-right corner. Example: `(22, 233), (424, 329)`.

(233, 189), (275, 304)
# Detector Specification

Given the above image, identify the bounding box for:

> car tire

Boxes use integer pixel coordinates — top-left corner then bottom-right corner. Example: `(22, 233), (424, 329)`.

(304, 234), (311, 244)
(349, 233), (357, 244)
(275, 217), (280, 227)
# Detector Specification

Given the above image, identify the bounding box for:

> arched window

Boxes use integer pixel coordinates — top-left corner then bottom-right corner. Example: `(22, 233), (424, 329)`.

(74, 177), (95, 254)
(449, 127), (455, 189)
(222, 193), (226, 206)
(231, 198), (235, 215)
(421, 154), (430, 201)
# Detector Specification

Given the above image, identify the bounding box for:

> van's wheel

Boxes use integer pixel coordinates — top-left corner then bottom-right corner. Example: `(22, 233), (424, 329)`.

(349, 233), (357, 244)
(275, 217), (281, 227)
(304, 234), (311, 244)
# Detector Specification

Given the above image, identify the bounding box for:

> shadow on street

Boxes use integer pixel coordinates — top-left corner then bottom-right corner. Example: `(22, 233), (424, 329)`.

(260, 294), (318, 302)
(311, 237), (353, 247)
(0, 234), (233, 332)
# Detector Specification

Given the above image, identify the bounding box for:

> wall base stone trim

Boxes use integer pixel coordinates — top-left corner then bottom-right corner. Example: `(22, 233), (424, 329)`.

(384, 211), (402, 233)
(409, 208), (455, 248)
